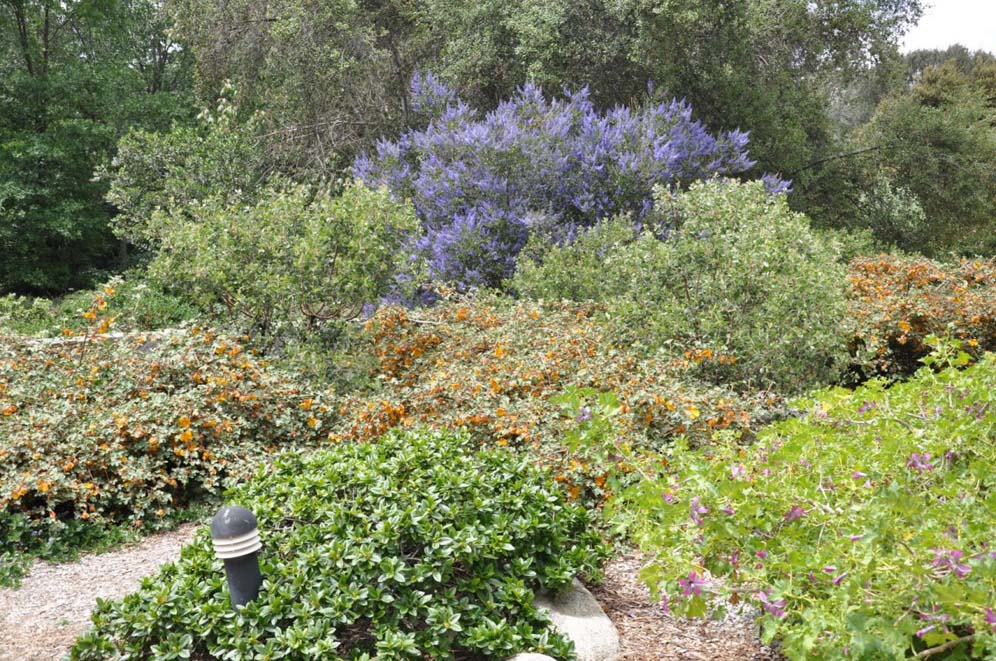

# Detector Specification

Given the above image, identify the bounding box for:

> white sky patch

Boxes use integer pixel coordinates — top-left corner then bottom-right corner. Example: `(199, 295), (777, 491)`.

(901, 0), (996, 54)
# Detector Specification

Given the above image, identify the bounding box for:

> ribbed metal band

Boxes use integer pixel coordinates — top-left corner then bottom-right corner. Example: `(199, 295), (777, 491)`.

(212, 528), (262, 559)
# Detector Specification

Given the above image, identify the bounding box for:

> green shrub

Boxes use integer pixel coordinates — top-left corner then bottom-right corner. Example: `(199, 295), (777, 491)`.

(0, 273), (198, 337)
(72, 428), (610, 660)
(0, 306), (337, 583)
(513, 179), (849, 393)
(146, 180), (419, 343)
(612, 345), (996, 659)
(336, 295), (774, 505)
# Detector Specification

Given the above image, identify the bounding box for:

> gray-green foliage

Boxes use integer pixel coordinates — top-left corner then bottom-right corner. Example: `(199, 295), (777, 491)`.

(146, 180), (419, 343)
(513, 179), (849, 392)
(71, 428), (610, 660)
(853, 175), (929, 253)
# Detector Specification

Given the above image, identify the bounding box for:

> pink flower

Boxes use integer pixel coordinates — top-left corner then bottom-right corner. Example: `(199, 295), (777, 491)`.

(985, 607), (996, 632)
(757, 591), (786, 618)
(678, 572), (706, 597)
(907, 453), (934, 473)
(689, 496), (709, 526)
(784, 505), (807, 522)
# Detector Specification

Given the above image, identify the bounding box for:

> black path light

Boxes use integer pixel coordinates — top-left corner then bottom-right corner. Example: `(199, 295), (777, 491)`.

(211, 505), (263, 608)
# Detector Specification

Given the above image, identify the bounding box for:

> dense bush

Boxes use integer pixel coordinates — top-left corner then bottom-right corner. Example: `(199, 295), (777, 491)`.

(847, 255), (996, 378)
(0, 300), (336, 581)
(72, 428), (610, 660)
(613, 345), (996, 660)
(514, 180), (849, 393)
(0, 273), (198, 337)
(146, 181), (418, 342)
(105, 91), (266, 247)
(354, 75), (759, 289)
(331, 294), (776, 503)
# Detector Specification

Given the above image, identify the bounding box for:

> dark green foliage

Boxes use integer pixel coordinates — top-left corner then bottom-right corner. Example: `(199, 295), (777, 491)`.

(849, 60), (996, 255)
(0, 0), (194, 294)
(71, 428), (610, 660)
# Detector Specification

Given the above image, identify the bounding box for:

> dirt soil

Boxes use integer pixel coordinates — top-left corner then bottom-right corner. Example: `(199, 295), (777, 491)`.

(590, 551), (781, 660)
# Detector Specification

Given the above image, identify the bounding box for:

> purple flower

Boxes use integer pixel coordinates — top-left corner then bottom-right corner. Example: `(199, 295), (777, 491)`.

(857, 401), (875, 414)
(784, 505), (807, 522)
(907, 453), (934, 473)
(355, 75), (757, 290)
(757, 591), (787, 618)
(755, 549), (768, 560)
(851, 471), (867, 479)
(575, 406), (593, 423)
(916, 625), (936, 638)
(689, 496), (709, 525)
(931, 549), (972, 578)
(799, 458), (811, 469)
(720, 506), (735, 515)
(659, 593), (670, 613)
(849, 534), (864, 542)
(832, 572), (848, 586)
(730, 464), (746, 480)
(661, 491), (676, 505)
(823, 566), (837, 573)
(677, 572), (706, 597)
(985, 608), (996, 632)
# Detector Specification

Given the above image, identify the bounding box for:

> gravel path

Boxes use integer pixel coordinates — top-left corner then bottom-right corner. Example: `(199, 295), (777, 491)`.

(0, 524), (198, 661)
(1, 531), (773, 660)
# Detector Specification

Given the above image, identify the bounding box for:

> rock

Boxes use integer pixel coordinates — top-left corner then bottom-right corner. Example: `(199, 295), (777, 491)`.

(534, 579), (620, 661)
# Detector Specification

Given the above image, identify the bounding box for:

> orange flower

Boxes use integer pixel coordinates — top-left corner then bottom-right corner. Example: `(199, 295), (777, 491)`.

(178, 416), (191, 428)
(179, 430), (193, 443)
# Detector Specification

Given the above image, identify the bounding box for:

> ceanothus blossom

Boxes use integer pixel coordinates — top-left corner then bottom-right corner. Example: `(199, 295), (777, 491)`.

(355, 74), (762, 289)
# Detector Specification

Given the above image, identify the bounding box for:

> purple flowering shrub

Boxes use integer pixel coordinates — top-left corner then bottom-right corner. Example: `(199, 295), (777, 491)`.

(611, 342), (996, 659)
(354, 73), (758, 288)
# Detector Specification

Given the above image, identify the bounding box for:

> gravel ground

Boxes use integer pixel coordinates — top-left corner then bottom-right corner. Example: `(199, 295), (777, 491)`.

(590, 551), (782, 661)
(1, 531), (775, 660)
(0, 524), (198, 661)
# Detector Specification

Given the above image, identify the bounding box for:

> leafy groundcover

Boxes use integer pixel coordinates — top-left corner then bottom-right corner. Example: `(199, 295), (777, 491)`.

(72, 428), (609, 660)
(618, 345), (996, 659)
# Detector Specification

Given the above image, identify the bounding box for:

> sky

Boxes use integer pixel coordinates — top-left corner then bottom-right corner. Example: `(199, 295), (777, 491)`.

(901, 0), (996, 54)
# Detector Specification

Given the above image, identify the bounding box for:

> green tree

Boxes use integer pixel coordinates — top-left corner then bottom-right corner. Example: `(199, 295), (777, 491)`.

(850, 59), (996, 254)
(0, 0), (193, 294)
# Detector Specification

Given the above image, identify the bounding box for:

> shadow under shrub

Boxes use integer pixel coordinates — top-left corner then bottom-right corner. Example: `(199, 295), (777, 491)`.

(72, 428), (610, 660)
